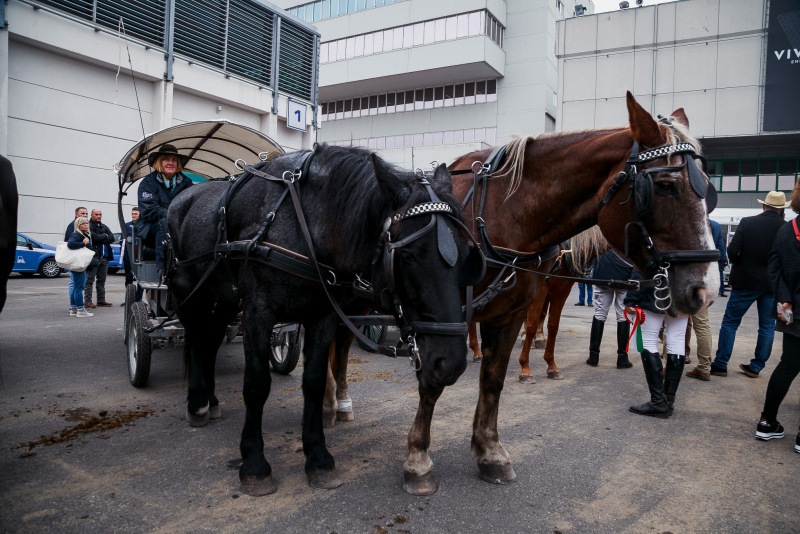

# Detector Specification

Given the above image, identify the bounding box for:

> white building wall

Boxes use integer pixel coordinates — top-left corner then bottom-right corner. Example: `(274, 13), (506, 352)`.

(3, 0), (314, 244)
(557, 0), (767, 136)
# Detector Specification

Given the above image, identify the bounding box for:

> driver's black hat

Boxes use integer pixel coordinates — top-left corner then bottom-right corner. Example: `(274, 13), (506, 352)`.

(148, 144), (190, 167)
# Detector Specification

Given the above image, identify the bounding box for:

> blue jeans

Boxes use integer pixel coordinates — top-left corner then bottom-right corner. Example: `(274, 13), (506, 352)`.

(69, 270), (87, 307)
(578, 282), (593, 305)
(712, 289), (776, 373)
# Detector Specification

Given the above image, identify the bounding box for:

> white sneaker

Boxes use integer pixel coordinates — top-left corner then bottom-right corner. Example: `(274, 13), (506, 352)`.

(76, 307), (93, 318)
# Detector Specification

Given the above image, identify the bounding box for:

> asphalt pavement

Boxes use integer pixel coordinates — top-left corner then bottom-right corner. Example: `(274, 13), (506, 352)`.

(0, 273), (798, 533)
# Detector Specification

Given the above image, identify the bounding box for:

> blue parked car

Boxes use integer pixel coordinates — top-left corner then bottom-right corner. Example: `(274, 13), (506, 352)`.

(108, 232), (124, 274)
(13, 233), (62, 278)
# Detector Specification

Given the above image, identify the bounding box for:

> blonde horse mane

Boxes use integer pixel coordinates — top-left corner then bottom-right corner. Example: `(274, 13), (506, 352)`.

(565, 225), (608, 276)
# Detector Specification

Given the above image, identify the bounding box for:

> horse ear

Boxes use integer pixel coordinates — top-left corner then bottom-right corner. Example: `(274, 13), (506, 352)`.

(670, 108), (690, 128)
(433, 163), (453, 193)
(371, 152), (411, 208)
(626, 91), (662, 147)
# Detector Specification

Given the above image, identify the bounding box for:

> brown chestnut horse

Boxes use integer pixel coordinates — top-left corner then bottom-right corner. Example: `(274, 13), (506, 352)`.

(326, 92), (719, 495)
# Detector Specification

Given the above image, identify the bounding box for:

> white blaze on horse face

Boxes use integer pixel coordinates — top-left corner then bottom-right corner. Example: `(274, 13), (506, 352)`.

(698, 214), (720, 305)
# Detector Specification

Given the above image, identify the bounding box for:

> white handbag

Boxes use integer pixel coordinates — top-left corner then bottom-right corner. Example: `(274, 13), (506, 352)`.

(55, 241), (96, 272)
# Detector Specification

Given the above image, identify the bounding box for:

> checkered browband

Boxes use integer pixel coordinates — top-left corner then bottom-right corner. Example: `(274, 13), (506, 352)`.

(632, 142), (696, 164)
(392, 202), (453, 222)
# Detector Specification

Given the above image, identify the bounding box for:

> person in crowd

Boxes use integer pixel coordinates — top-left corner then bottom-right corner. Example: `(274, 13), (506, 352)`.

(123, 206), (139, 288)
(64, 206), (88, 311)
(710, 217), (728, 297)
(587, 250), (635, 369)
(84, 209), (115, 308)
(575, 279), (593, 306)
(710, 191), (788, 378)
(67, 216), (93, 318)
(137, 144), (193, 272)
(624, 282), (688, 418)
(754, 182), (800, 454)
(64, 206), (88, 240)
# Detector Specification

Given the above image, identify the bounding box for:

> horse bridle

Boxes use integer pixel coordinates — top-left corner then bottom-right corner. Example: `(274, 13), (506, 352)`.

(599, 121), (720, 310)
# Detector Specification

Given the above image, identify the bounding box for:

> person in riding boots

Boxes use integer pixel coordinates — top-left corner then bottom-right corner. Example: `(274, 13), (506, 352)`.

(136, 144), (193, 271)
(624, 283), (688, 419)
(587, 250), (636, 369)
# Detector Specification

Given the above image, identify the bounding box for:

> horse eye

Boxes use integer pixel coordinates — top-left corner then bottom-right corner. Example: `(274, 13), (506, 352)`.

(654, 181), (676, 195)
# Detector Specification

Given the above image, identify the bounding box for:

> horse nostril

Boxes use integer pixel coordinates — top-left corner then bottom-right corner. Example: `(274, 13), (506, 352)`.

(695, 287), (707, 303)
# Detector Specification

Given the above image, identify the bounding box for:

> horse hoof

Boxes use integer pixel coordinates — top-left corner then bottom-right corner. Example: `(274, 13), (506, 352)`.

(209, 404), (222, 419)
(533, 340), (545, 349)
(478, 463), (517, 485)
(546, 370), (564, 380)
(322, 412), (336, 428)
(240, 475), (277, 496)
(336, 410), (354, 422)
(472, 355), (482, 363)
(307, 468), (342, 490)
(518, 374), (536, 384)
(403, 470), (438, 495)
(186, 406), (209, 428)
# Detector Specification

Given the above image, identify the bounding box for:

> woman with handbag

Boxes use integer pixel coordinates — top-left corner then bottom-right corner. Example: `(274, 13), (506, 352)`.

(67, 216), (94, 318)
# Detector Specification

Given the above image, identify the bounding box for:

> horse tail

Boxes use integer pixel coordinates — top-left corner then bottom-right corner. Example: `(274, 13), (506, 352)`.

(493, 135), (535, 202)
(566, 225), (609, 276)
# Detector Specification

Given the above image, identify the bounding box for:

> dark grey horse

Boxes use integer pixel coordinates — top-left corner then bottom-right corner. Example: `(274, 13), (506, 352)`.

(167, 144), (475, 496)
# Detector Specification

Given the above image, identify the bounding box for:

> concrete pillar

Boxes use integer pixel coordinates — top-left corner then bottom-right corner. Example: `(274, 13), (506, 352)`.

(152, 80), (174, 132)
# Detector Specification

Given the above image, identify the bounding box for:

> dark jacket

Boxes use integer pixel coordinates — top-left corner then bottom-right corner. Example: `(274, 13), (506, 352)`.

(769, 217), (800, 337)
(709, 219), (727, 264)
(622, 272), (662, 314)
(136, 170), (193, 240)
(728, 210), (785, 291)
(592, 251), (635, 282)
(67, 229), (91, 250)
(64, 221), (75, 241)
(89, 220), (115, 261)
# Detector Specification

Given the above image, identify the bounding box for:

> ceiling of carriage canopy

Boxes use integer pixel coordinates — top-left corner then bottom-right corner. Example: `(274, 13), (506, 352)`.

(116, 120), (285, 184)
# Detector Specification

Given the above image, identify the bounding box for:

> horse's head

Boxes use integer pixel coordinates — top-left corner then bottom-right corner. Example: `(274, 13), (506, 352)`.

(598, 92), (719, 316)
(371, 156), (479, 388)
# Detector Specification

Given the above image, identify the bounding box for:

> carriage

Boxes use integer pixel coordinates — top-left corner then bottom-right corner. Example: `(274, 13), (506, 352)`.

(116, 120), (302, 387)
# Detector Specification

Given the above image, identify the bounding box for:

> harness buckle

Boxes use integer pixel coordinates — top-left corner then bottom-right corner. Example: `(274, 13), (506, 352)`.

(407, 335), (421, 371)
(325, 270), (337, 286)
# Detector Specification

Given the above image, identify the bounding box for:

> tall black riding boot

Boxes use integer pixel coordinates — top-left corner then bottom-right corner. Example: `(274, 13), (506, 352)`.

(629, 349), (670, 418)
(587, 317), (604, 367)
(616, 321), (633, 369)
(663, 353), (685, 417)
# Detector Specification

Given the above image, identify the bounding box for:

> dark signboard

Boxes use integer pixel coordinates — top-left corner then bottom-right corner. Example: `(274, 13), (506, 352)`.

(763, 0), (800, 132)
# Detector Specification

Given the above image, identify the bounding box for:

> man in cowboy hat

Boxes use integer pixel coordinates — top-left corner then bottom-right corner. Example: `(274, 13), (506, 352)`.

(710, 190), (790, 378)
(136, 143), (193, 271)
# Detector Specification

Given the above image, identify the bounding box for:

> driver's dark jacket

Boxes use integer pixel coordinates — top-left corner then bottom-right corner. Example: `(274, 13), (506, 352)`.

(135, 170), (193, 240)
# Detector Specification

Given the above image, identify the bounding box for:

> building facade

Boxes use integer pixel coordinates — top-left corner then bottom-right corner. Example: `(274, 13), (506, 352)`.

(273, 0), (591, 169)
(557, 0), (800, 210)
(1, 0), (319, 243)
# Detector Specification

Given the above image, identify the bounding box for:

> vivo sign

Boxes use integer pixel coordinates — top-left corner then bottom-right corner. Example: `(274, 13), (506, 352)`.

(764, 0), (800, 131)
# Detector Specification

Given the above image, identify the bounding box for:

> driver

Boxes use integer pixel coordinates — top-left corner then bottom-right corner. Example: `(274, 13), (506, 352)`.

(136, 144), (193, 271)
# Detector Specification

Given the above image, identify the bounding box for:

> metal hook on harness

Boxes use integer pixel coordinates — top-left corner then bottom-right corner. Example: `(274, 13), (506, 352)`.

(653, 263), (672, 311)
(234, 158), (247, 171)
(282, 170), (301, 183)
(471, 160), (490, 174)
(407, 335), (421, 371)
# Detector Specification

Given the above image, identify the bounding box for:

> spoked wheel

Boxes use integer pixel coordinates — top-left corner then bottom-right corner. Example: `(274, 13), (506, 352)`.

(356, 312), (387, 352)
(127, 301), (152, 388)
(269, 326), (302, 375)
(123, 283), (137, 346)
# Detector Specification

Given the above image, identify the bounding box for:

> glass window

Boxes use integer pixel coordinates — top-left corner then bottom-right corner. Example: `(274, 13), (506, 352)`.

(465, 82), (475, 97)
(366, 0), (375, 8)
(403, 25), (414, 48)
(314, 2), (322, 21)
(778, 158), (797, 174)
(445, 16), (458, 40)
(378, 94), (386, 107)
(376, 0), (384, 6)
(404, 134), (414, 148)
(396, 91), (405, 105)
(722, 160), (739, 176)
(387, 93), (395, 106)
(321, 102), (328, 115)
(414, 133), (424, 146)
(405, 90), (414, 111)
(433, 131), (443, 145)
(364, 33), (374, 55)
(362, 96), (370, 110)
(339, 0), (348, 15)
(413, 23), (424, 46)
(330, 0), (339, 17)
(476, 80), (486, 103)
(354, 35), (364, 57)
(348, 0), (357, 13)
(434, 87), (444, 101)
(486, 128), (497, 145)
(453, 130), (464, 143)
(386, 136), (395, 149)
(464, 129), (474, 142)
(320, 43), (329, 63)
(336, 100), (344, 113)
(443, 131), (454, 144)
(434, 19), (446, 42)
(394, 28), (404, 48)
(357, 0), (366, 10)
(468, 11), (481, 35)
(457, 14), (469, 38)
(344, 99), (352, 112)
(424, 21), (435, 44)
(487, 79), (496, 95)
(424, 87), (434, 109)
(322, 0), (331, 20)
(423, 133), (433, 146)
(337, 39), (347, 61)
(740, 160), (758, 175)
(759, 159), (777, 175)
(376, 137), (385, 149)
(454, 84), (464, 98)
(372, 32), (382, 53)
(369, 95), (378, 109)
(377, 30), (387, 51)
(444, 84), (454, 106)
(352, 98), (361, 111)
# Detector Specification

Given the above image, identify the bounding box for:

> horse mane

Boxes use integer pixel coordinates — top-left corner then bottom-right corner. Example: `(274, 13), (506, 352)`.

(298, 144), (461, 271)
(564, 225), (608, 276)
